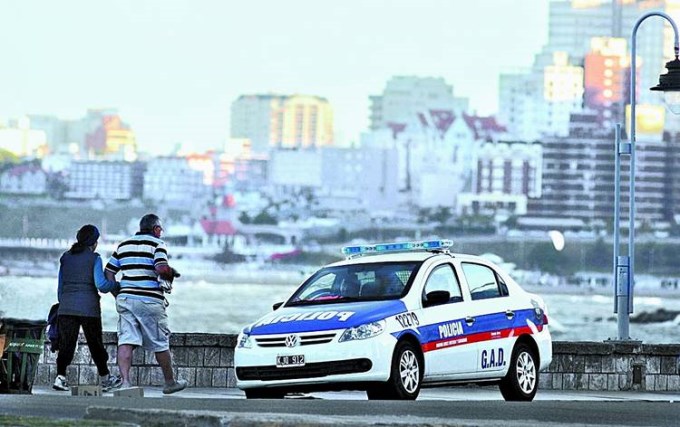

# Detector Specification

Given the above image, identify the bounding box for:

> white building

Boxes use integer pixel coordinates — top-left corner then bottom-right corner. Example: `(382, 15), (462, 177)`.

(0, 163), (47, 195)
(457, 141), (542, 217)
(268, 146), (399, 212)
(369, 76), (469, 131)
(64, 161), (145, 200)
(362, 109), (508, 210)
(268, 150), (323, 188)
(143, 157), (207, 203)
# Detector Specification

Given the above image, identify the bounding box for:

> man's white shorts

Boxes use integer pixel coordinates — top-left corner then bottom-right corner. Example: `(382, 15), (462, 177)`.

(116, 296), (170, 352)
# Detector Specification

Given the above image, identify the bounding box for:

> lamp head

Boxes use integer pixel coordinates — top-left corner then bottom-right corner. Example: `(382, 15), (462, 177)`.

(650, 57), (680, 114)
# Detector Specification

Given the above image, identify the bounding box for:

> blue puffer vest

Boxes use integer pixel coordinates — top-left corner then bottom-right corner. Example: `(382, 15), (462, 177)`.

(58, 250), (101, 318)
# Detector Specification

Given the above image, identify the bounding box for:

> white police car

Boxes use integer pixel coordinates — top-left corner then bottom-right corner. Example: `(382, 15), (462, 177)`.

(235, 240), (552, 401)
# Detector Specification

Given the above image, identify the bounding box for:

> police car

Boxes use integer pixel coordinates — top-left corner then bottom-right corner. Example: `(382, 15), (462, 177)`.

(234, 240), (552, 401)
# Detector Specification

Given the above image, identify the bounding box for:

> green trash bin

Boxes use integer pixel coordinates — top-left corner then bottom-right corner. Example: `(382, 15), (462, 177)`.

(0, 318), (47, 394)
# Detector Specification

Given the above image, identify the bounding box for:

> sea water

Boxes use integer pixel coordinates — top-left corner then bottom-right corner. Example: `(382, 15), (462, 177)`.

(2, 275), (679, 343)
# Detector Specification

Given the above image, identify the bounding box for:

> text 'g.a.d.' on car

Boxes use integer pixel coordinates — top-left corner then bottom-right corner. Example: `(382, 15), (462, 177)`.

(234, 240), (552, 401)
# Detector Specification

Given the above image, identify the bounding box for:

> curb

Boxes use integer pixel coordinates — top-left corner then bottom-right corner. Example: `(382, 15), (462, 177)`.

(83, 406), (625, 427)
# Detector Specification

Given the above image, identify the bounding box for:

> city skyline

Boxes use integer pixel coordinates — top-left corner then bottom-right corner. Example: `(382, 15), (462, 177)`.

(0, 0), (548, 154)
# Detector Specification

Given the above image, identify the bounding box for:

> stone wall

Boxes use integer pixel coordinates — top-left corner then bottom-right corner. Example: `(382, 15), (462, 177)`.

(34, 334), (680, 391)
(35, 332), (237, 389)
(542, 341), (680, 391)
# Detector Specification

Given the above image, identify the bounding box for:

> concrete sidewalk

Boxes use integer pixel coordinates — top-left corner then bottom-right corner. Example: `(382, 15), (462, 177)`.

(32, 385), (680, 401)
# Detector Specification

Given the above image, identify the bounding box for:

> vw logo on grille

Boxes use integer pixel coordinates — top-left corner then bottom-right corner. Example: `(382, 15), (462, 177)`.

(284, 334), (299, 348)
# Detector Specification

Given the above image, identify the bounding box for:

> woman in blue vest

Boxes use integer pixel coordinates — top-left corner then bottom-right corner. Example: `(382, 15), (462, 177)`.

(53, 224), (122, 392)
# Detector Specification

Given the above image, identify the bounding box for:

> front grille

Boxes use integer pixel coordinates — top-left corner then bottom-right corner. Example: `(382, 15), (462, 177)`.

(236, 358), (372, 381)
(255, 332), (336, 348)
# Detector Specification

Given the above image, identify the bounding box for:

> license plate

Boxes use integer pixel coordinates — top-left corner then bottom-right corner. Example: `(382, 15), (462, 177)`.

(276, 354), (305, 368)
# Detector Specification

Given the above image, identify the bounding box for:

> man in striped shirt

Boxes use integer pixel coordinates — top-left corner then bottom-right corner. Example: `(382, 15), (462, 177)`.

(105, 213), (187, 394)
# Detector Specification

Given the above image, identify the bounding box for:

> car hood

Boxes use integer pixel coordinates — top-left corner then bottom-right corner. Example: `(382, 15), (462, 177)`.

(248, 300), (408, 335)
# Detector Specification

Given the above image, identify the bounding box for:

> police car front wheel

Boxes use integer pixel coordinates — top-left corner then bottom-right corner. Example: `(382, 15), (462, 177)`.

(367, 340), (422, 400)
(499, 342), (538, 401)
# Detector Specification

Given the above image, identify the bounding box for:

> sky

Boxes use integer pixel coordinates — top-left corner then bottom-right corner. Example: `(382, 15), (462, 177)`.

(0, 0), (549, 154)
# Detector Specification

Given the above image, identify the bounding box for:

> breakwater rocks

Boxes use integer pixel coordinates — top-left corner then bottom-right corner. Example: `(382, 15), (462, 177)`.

(631, 308), (680, 324)
(33, 333), (680, 392)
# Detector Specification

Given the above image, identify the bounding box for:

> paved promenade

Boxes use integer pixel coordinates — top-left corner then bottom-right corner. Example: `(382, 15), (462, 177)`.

(0, 386), (677, 426)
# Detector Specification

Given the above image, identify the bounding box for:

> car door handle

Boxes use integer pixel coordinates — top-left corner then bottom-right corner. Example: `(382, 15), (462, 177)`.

(465, 316), (475, 326)
(505, 310), (515, 320)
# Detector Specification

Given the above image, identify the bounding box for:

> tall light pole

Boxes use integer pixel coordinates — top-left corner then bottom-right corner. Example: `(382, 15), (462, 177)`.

(614, 11), (680, 341)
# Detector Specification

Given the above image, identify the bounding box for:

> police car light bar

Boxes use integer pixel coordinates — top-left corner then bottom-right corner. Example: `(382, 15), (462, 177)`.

(341, 239), (453, 257)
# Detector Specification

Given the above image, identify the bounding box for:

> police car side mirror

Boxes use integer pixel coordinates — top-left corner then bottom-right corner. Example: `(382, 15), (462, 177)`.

(423, 290), (450, 307)
(272, 302), (284, 311)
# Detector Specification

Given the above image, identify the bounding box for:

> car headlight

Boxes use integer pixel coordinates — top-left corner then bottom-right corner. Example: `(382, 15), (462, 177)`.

(237, 327), (253, 348)
(339, 320), (385, 342)
(237, 333), (252, 349)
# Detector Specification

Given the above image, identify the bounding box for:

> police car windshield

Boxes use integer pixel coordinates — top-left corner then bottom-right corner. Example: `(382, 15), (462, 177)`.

(287, 262), (422, 306)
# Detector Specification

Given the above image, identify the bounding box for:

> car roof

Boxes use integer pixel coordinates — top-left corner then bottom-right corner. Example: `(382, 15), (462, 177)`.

(327, 251), (491, 267)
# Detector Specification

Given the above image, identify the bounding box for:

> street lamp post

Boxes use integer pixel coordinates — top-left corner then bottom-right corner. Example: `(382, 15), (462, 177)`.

(613, 11), (680, 341)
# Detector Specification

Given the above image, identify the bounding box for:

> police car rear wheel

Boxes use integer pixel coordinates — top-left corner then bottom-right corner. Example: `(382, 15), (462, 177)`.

(244, 388), (285, 399)
(499, 342), (538, 401)
(369, 341), (422, 400)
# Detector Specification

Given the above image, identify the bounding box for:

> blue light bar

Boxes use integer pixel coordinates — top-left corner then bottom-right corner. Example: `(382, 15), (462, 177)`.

(341, 239), (453, 257)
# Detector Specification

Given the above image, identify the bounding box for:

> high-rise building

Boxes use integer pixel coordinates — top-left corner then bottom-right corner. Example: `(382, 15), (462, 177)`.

(230, 94), (334, 155)
(527, 113), (616, 222)
(547, 0), (671, 106)
(499, 52), (584, 140)
(584, 37), (631, 126)
(85, 110), (137, 161)
(498, 72), (541, 141)
(543, 52), (585, 136)
(27, 109), (137, 160)
(499, 0), (680, 140)
(369, 76), (469, 131)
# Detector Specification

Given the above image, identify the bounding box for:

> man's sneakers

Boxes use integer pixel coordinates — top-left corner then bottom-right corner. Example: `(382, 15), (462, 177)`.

(162, 379), (188, 395)
(53, 375), (69, 391)
(101, 374), (123, 392)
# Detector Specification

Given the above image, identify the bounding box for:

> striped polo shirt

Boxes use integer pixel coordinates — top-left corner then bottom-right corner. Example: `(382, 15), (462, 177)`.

(105, 232), (169, 302)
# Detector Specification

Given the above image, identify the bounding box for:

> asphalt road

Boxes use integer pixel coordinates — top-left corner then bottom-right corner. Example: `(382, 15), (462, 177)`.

(1, 388), (680, 426)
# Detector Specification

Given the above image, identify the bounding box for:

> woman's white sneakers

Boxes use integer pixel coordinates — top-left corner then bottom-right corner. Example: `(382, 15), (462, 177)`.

(52, 375), (69, 391)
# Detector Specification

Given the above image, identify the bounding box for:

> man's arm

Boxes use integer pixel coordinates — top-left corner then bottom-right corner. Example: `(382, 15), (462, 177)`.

(156, 264), (175, 281)
(154, 241), (179, 280)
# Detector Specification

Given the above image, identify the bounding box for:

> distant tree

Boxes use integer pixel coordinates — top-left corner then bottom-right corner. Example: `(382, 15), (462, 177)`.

(417, 208), (431, 224)
(504, 215), (519, 229)
(0, 149), (19, 165)
(214, 245), (246, 264)
(584, 238), (610, 271)
(527, 242), (570, 275)
(238, 211), (251, 224)
(252, 210), (277, 225)
(46, 173), (68, 200)
(432, 207), (452, 224)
